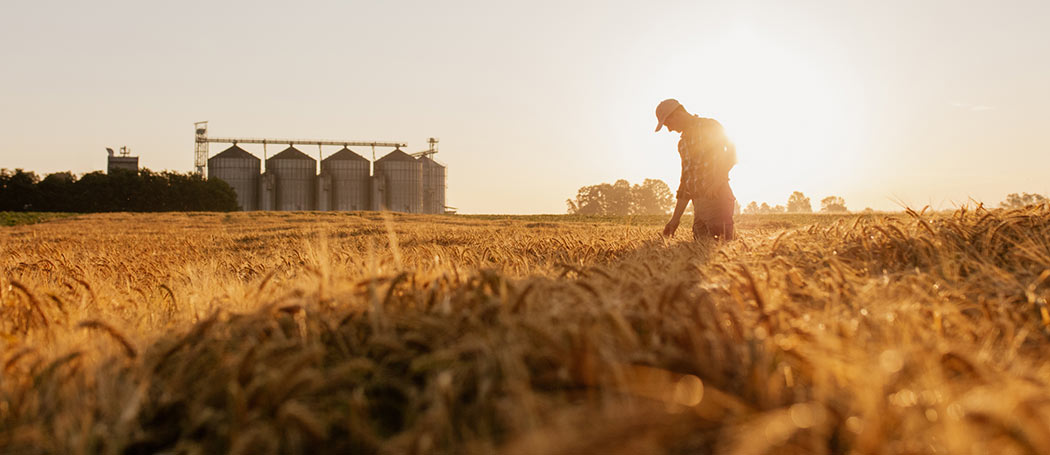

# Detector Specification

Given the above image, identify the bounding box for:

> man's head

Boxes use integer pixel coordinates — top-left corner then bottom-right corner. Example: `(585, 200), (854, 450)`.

(654, 98), (691, 133)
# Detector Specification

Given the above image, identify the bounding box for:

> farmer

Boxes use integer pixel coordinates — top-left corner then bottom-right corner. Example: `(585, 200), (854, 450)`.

(655, 98), (737, 241)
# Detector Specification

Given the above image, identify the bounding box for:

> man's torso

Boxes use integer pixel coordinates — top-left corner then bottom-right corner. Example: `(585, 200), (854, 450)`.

(676, 116), (736, 201)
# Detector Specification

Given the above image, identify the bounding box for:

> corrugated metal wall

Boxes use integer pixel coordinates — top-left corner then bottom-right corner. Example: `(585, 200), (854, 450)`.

(419, 156), (446, 214)
(375, 150), (422, 213)
(258, 173), (276, 211)
(266, 148), (316, 211)
(322, 148), (371, 211)
(208, 146), (260, 211)
(316, 174), (332, 211)
(370, 175), (386, 211)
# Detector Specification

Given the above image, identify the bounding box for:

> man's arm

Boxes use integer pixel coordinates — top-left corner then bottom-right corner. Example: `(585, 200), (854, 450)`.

(663, 197), (690, 237)
(663, 142), (697, 235)
(665, 147), (693, 237)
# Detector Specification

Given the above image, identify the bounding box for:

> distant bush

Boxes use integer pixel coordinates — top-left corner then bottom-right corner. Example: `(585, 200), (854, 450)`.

(1000, 192), (1048, 210)
(820, 195), (849, 213)
(0, 168), (238, 212)
(744, 201), (787, 215)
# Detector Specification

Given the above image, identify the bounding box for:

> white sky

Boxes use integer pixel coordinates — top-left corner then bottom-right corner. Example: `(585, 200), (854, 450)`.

(2, 0), (1048, 213)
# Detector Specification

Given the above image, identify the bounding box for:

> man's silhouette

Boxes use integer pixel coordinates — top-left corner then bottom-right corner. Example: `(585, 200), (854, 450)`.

(655, 99), (737, 241)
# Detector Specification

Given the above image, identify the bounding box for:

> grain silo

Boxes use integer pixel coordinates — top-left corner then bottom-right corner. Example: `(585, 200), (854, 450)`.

(316, 173), (332, 211)
(374, 149), (422, 213)
(322, 147), (370, 211)
(370, 175), (386, 211)
(207, 145), (260, 211)
(418, 156), (446, 214)
(259, 173), (276, 210)
(266, 146), (316, 211)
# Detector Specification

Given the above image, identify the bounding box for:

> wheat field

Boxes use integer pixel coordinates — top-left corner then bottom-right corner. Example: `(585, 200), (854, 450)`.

(2, 207), (1049, 454)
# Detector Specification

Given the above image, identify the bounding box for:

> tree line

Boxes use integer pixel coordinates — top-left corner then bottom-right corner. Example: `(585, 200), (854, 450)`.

(1000, 193), (1048, 209)
(566, 184), (855, 216)
(743, 191), (852, 214)
(566, 179), (675, 215)
(743, 192), (1050, 214)
(0, 169), (239, 212)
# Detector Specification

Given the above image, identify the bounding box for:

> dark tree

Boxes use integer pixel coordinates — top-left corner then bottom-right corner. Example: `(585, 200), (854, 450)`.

(0, 169), (41, 211)
(0, 168), (238, 213)
(37, 172), (77, 211)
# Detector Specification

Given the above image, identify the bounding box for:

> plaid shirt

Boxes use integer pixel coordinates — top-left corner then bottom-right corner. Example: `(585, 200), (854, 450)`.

(676, 116), (736, 200)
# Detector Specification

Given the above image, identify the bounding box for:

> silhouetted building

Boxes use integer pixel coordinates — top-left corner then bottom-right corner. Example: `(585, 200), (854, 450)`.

(106, 147), (139, 174)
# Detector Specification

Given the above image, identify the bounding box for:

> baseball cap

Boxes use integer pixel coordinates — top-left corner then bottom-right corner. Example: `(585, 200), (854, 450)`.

(654, 98), (682, 132)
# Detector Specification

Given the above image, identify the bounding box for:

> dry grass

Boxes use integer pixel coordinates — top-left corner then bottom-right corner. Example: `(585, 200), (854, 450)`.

(2, 207), (1050, 454)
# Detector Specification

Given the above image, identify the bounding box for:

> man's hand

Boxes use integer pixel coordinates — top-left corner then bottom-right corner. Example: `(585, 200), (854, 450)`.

(663, 218), (680, 238)
(664, 198), (690, 238)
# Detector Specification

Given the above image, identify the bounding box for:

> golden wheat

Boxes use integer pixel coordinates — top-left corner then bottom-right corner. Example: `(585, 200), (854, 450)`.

(0, 208), (1049, 454)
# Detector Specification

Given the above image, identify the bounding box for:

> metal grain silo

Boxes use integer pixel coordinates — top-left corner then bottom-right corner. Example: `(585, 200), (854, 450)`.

(321, 147), (370, 211)
(316, 173), (332, 211)
(207, 145), (260, 211)
(259, 173), (276, 210)
(266, 146), (316, 211)
(418, 156), (446, 214)
(374, 149), (422, 213)
(370, 175), (386, 211)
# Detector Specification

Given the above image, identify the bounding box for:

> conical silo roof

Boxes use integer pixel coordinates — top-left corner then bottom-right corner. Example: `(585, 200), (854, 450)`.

(210, 145), (259, 161)
(268, 146), (314, 162)
(376, 149), (416, 162)
(324, 147), (369, 162)
(417, 155), (445, 168)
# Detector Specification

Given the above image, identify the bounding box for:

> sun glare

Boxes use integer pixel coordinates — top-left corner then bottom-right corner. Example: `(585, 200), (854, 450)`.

(665, 29), (864, 204)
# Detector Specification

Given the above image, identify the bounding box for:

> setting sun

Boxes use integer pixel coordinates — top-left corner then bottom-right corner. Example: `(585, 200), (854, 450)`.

(657, 28), (867, 208)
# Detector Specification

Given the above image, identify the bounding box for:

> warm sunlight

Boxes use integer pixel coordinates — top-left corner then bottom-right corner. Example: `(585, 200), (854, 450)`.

(657, 28), (867, 205)
(7, 2), (1050, 453)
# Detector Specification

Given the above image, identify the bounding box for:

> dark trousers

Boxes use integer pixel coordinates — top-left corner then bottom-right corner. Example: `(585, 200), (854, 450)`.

(691, 184), (735, 241)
